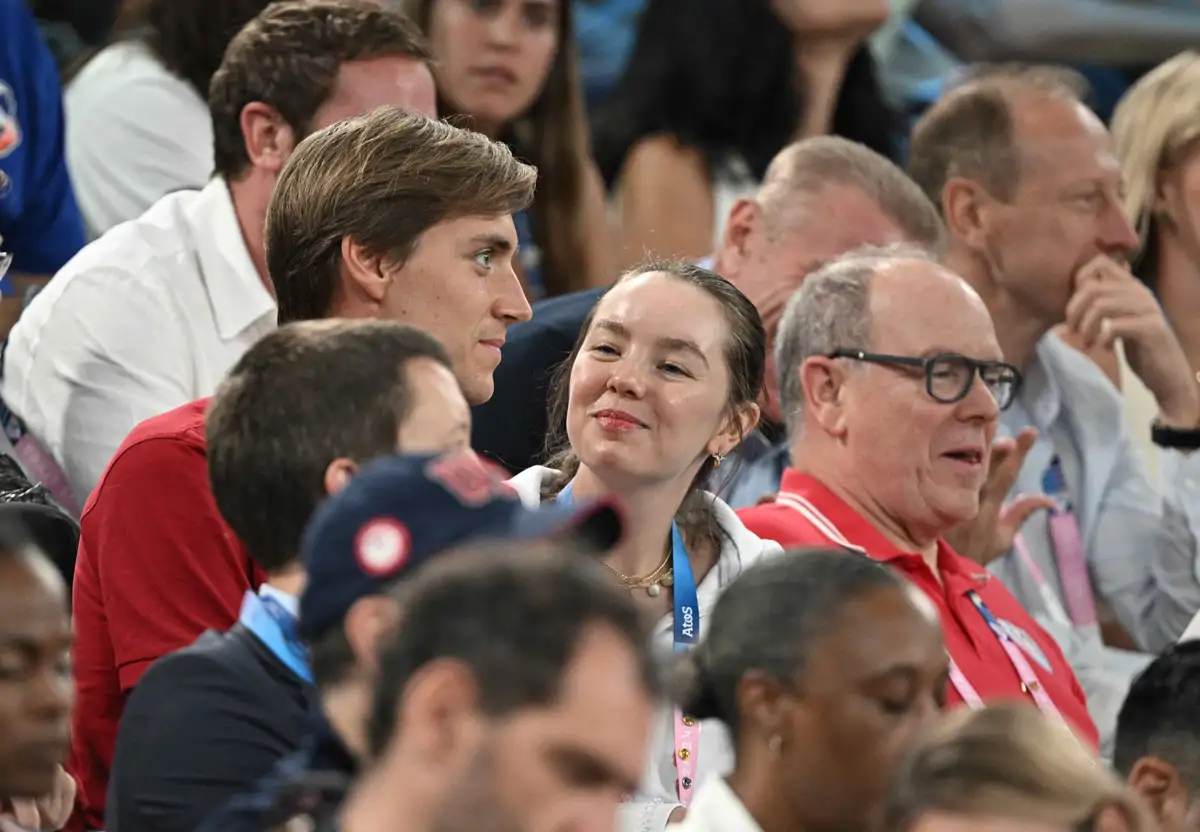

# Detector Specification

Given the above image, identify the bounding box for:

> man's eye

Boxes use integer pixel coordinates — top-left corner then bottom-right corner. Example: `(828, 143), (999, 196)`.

(474, 249), (493, 268)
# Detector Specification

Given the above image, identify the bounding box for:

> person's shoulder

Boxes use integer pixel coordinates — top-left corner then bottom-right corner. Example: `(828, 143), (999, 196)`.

(67, 41), (191, 101)
(113, 398), (209, 456)
(127, 631), (238, 696)
(621, 134), (709, 185)
(512, 287), (606, 343)
(734, 499), (816, 545)
(83, 399), (211, 510)
(1037, 332), (1124, 405)
(709, 493), (785, 562)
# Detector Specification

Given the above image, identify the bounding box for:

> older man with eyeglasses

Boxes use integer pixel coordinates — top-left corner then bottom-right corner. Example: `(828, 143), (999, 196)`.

(737, 245), (1101, 751)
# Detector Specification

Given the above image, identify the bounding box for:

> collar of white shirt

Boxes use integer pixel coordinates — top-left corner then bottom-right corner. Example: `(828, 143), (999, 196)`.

(669, 777), (764, 832)
(188, 178), (276, 341)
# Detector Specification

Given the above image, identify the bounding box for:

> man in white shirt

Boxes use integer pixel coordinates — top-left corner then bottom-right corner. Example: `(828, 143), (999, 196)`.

(1, 0), (439, 506)
(908, 64), (1200, 750)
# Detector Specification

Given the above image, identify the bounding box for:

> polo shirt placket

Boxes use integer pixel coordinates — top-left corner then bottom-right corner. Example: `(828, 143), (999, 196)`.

(738, 470), (1099, 749)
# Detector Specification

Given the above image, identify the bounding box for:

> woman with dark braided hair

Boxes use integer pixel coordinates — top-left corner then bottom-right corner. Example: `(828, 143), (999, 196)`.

(63, 0), (274, 237)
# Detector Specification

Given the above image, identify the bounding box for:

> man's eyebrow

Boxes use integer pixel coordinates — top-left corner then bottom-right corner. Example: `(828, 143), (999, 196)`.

(469, 233), (515, 253)
(545, 745), (639, 795)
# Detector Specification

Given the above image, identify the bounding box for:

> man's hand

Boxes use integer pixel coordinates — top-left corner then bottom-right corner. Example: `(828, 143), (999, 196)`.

(944, 428), (1055, 567)
(5, 766), (76, 831)
(1065, 255), (1200, 428)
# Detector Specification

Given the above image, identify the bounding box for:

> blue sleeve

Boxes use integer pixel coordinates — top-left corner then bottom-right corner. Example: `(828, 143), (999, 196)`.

(0, 0), (85, 287)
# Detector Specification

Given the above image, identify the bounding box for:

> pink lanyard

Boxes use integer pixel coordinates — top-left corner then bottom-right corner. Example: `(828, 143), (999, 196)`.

(776, 491), (1060, 717)
(1045, 508), (1096, 628)
(674, 712), (698, 805)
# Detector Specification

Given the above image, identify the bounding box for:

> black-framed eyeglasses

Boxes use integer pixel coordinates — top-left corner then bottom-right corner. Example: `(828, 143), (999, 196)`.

(827, 349), (1023, 411)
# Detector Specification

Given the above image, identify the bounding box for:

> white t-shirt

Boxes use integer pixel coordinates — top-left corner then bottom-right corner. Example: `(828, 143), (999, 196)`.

(65, 41), (214, 239)
(1, 179), (277, 504)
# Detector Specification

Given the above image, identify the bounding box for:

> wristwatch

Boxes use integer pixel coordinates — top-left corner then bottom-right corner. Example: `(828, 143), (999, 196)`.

(1151, 420), (1200, 450)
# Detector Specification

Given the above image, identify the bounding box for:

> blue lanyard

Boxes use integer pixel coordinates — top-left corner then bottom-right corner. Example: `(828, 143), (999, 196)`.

(238, 590), (313, 684)
(557, 483), (699, 651)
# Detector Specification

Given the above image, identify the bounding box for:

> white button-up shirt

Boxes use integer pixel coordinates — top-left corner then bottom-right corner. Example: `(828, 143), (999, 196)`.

(990, 332), (1200, 755)
(2, 178), (277, 504)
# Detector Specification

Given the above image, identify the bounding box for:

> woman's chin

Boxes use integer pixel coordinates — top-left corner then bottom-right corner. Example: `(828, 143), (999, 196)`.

(578, 447), (647, 480)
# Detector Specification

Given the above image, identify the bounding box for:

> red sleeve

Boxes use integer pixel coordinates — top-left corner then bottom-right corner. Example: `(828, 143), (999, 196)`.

(85, 436), (253, 691)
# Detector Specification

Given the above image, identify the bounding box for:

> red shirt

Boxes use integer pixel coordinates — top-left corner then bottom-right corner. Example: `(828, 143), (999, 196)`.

(67, 398), (266, 831)
(738, 470), (1099, 749)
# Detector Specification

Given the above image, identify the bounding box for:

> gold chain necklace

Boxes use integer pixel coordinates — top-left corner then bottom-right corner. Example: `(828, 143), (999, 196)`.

(602, 550), (675, 597)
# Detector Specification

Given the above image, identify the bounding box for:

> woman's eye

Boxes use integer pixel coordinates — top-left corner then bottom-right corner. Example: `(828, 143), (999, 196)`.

(661, 362), (687, 375)
(591, 343), (618, 355)
(474, 249), (493, 269)
(524, 3), (553, 27)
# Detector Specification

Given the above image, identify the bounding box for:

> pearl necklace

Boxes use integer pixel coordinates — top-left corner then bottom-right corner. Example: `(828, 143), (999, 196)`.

(603, 550), (675, 597)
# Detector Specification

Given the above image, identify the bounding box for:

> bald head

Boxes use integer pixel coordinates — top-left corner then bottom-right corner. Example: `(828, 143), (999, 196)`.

(868, 259), (993, 348)
(755, 137), (946, 253)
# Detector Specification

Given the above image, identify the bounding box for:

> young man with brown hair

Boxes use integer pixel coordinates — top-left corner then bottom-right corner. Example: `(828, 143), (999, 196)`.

(266, 107), (536, 404)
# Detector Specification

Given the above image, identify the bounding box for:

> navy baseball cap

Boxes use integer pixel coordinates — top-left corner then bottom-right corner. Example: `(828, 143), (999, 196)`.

(298, 451), (623, 642)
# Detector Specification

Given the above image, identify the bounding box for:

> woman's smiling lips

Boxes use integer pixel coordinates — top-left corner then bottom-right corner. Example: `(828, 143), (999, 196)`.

(592, 408), (648, 432)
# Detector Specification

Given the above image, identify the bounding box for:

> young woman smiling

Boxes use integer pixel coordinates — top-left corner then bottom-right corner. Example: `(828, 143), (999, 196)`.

(507, 260), (783, 831)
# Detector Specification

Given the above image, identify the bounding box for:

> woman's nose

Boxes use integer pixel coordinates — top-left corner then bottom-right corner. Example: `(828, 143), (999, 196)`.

(606, 361), (646, 398)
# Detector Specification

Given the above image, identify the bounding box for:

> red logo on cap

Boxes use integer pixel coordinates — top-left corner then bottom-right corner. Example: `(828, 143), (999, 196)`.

(426, 452), (516, 506)
(354, 518), (411, 577)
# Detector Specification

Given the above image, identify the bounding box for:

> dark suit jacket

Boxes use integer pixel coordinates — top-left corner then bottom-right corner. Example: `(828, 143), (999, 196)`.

(105, 625), (312, 832)
(472, 287), (606, 472)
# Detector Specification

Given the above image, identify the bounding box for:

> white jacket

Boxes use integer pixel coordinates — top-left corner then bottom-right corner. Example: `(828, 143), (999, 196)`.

(507, 467), (785, 832)
(666, 777), (763, 832)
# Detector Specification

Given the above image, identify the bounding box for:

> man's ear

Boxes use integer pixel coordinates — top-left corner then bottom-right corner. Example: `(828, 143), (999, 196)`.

(1128, 755), (1191, 829)
(324, 458), (358, 495)
(942, 176), (995, 251)
(239, 102), (298, 175)
(394, 659), (484, 769)
(798, 356), (849, 438)
(343, 595), (402, 676)
(720, 198), (766, 268)
(340, 237), (391, 305)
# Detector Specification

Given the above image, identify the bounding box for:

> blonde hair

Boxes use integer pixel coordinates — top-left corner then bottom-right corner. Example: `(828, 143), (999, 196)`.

(1112, 51), (1200, 250)
(883, 704), (1156, 832)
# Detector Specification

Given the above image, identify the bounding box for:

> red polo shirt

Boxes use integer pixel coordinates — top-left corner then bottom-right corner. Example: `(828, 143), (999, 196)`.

(67, 398), (265, 831)
(738, 470), (1099, 749)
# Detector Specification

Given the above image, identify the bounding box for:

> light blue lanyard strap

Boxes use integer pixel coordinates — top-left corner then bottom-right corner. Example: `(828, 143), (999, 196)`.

(556, 483), (699, 651)
(238, 590), (314, 684)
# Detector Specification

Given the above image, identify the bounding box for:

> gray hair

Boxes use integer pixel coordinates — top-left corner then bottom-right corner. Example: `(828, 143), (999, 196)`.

(757, 136), (948, 256)
(776, 244), (939, 436)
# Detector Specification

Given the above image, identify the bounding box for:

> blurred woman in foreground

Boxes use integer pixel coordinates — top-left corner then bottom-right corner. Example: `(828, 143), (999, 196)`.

(882, 703), (1157, 832)
(668, 548), (946, 832)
